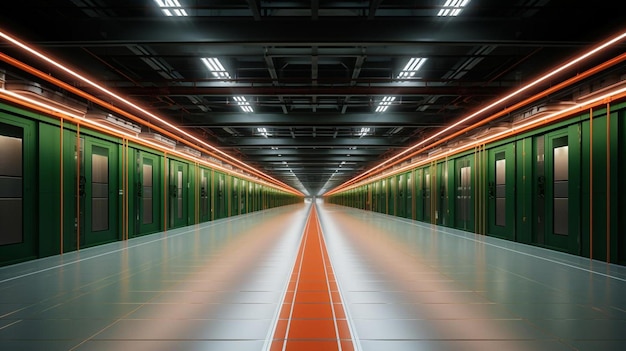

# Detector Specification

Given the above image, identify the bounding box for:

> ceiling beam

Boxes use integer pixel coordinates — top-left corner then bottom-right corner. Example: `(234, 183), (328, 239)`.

(251, 156), (370, 162)
(242, 148), (386, 156)
(116, 85), (501, 97)
(368, 0), (385, 19)
(246, 0), (262, 21)
(5, 18), (604, 46)
(222, 136), (404, 147)
(181, 112), (449, 127)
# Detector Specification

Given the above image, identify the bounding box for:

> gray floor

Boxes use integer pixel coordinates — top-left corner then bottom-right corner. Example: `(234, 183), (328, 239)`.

(1, 202), (626, 351)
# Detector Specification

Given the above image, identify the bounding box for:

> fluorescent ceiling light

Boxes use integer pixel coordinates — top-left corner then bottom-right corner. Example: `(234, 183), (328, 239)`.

(376, 96), (395, 112)
(437, 0), (470, 17)
(234, 96), (253, 112)
(257, 127), (270, 137)
(201, 57), (231, 80)
(397, 58), (427, 79)
(154, 0), (188, 16)
(357, 127), (370, 137)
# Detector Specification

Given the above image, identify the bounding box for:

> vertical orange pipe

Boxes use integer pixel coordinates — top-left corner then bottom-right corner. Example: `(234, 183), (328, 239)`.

(589, 107), (593, 260)
(606, 103), (611, 262)
(163, 153), (168, 232)
(124, 139), (129, 240)
(59, 118), (64, 254)
(76, 125), (80, 250)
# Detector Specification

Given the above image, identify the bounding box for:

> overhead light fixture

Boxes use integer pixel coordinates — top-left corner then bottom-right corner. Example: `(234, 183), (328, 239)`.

(139, 132), (177, 149)
(437, 0), (470, 17)
(234, 96), (253, 112)
(357, 127), (370, 137)
(376, 96), (395, 112)
(257, 127), (270, 138)
(201, 57), (231, 80)
(398, 58), (427, 79)
(154, 0), (188, 16)
(85, 112), (142, 134)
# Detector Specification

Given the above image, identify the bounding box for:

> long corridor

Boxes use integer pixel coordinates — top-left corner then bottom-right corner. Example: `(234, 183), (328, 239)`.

(1, 202), (626, 351)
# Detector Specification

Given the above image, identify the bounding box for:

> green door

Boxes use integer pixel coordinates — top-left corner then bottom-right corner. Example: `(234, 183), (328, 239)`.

(135, 151), (161, 236)
(231, 177), (239, 216)
(75, 137), (119, 247)
(199, 168), (211, 222)
(381, 179), (388, 214)
(423, 167), (432, 223)
(215, 172), (227, 219)
(488, 145), (515, 240)
(0, 118), (36, 265)
(455, 157), (474, 231)
(169, 159), (188, 228)
(533, 129), (580, 254)
(240, 179), (248, 214)
(397, 173), (406, 218)
(406, 171), (414, 219)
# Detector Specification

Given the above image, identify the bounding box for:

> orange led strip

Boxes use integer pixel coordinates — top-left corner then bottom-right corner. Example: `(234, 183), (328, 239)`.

(326, 32), (626, 195)
(0, 30), (302, 196)
(328, 30), (626, 195)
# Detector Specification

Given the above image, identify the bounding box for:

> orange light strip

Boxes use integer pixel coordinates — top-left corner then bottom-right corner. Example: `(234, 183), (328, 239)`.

(329, 86), (626, 195)
(328, 30), (626, 195)
(0, 30), (302, 196)
(0, 88), (300, 197)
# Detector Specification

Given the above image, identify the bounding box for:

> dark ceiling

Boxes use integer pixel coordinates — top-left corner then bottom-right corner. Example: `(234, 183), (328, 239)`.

(0, 0), (624, 196)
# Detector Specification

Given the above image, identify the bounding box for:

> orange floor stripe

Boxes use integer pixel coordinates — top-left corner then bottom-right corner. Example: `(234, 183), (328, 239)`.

(270, 206), (354, 351)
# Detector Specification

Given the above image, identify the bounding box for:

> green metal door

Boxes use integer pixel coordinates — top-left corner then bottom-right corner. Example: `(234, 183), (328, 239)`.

(79, 138), (119, 246)
(389, 176), (396, 216)
(397, 173), (406, 218)
(240, 179), (247, 214)
(438, 162), (450, 226)
(423, 167), (432, 223)
(455, 157), (474, 231)
(533, 128), (581, 254)
(0, 118), (36, 265)
(199, 168), (211, 222)
(215, 172), (227, 219)
(406, 170), (414, 219)
(135, 151), (161, 235)
(231, 177), (239, 216)
(381, 179), (388, 214)
(169, 159), (188, 228)
(488, 145), (515, 240)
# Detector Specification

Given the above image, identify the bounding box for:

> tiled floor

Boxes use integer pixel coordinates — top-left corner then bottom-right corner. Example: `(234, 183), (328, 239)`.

(0, 205), (309, 351)
(1, 202), (626, 351)
(318, 203), (626, 351)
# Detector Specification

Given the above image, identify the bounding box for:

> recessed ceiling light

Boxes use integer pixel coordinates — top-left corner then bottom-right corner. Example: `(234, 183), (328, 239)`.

(376, 96), (396, 112)
(154, 0), (188, 16)
(234, 96), (253, 113)
(437, 0), (470, 17)
(398, 58), (427, 79)
(201, 58), (231, 80)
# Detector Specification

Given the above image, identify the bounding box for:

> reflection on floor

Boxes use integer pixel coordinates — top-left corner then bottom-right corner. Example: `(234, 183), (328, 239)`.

(1, 202), (625, 351)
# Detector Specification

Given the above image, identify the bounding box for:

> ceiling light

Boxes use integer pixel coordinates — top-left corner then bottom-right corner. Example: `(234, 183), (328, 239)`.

(397, 58), (427, 79)
(257, 127), (270, 138)
(437, 0), (470, 17)
(234, 96), (253, 112)
(376, 96), (395, 112)
(201, 57), (231, 80)
(154, 0), (188, 16)
(357, 127), (370, 137)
